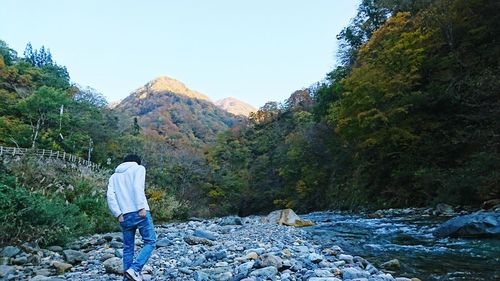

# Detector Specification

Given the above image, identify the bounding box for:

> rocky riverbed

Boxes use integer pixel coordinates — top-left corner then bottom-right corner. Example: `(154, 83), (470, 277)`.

(0, 215), (421, 281)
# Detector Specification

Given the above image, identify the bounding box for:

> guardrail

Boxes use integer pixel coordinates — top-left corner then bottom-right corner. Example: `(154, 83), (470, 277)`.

(0, 146), (100, 170)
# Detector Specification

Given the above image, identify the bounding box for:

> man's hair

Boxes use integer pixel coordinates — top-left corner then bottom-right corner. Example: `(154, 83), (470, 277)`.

(123, 154), (141, 165)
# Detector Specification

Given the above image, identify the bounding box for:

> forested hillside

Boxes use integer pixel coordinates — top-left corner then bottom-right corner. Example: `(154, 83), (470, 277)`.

(116, 76), (238, 147)
(205, 0), (500, 215)
(0, 0), (498, 246)
(0, 42), (225, 245)
(0, 42), (136, 165)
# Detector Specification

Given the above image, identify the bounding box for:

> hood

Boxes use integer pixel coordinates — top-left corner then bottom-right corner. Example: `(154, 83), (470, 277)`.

(115, 162), (138, 173)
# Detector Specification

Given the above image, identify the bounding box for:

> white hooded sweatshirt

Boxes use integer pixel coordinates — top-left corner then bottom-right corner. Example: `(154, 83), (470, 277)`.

(106, 161), (150, 217)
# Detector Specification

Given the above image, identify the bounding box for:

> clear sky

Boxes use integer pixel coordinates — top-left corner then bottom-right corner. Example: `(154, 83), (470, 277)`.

(1, 0), (359, 108)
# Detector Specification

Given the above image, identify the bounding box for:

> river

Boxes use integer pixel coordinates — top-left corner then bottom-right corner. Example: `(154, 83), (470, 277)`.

(302, 210), (500, 281)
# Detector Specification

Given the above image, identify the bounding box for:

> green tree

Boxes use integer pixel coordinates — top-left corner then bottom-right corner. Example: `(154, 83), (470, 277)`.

(17, 86), (71, 148)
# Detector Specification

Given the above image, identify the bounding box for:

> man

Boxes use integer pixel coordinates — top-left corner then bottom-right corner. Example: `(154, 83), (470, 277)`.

(107, 154), (156, 281)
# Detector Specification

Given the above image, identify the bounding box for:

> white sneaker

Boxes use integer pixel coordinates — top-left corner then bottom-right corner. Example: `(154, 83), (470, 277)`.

(125, 268), (143, 281)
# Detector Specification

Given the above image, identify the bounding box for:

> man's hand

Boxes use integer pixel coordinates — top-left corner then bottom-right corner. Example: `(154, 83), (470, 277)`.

(118, 214), (124, 222)
(138, 209), (146, 218)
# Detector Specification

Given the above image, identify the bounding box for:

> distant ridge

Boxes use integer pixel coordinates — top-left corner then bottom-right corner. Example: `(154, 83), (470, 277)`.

(215, 97), (257, 117)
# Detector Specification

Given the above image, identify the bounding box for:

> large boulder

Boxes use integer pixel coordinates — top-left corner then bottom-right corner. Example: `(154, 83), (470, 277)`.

(0, 246), (21, 258)
(103, 257), (123, 274)
(52, 261), (73, 275)
(63, 249), (88, 264)
(433, 203), (455, 215)
(433, 211), (500, 238)
(262, 209), (314, 227)
(482, 199), (500, 210)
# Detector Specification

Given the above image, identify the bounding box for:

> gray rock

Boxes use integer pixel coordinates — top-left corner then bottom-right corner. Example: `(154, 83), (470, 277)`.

(231, 273), (247, 281)
(295, 245), (310, 253)
(115, 248), (123, 258)
(314, 269), (334, 277)
(257, 253), (283, 269)
(103, 257), (123, 274)
(94, 238), (107, 245)
(381, 259), (400, 271)
(68, 243), (81, 250)
(342, 267), (370, 279)
(205, 250), (227, 260)
(240, 277), (257, 281)
(109, 241), (123, 249)
(338, 254), (354, 264)
(219, 216), (243, 226)
(308, 253), (324, 263)
(244, 248), (265, 255)
(434, 203), (454, 215)
(433, 211), (500, 238)
(193, 229), (218, 241)
(184, 235), (215, 246)
(100, 253), (115, 262)
(156, 238), (173, 247)
(191, 254), (206, 267)
(12, 255), (28, 265)
(237, 261), (255, 276)
(179, 267), (193, 274)
(28, 253), (42, 265)
(0, 265), (15, 278)
(193, 271), (210, 281)
(30, 276), (51, 281)
(249, 266), (278, 279)
(34, 268), (52, 277)
(214, 271), (233, 281)
(47, 246), (63, 253)
(307, 277), (342, 281)
(63, 249), (88, 265)
(0, 246), (20, 258)
(333, 260), (346, 267)
(369, 273), (396, 281)
(52, 261), (73, 274)
(20, 242), (39, 253)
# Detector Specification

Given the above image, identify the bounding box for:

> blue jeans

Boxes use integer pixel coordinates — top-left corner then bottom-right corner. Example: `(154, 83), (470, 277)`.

(120, 211), (156, 273)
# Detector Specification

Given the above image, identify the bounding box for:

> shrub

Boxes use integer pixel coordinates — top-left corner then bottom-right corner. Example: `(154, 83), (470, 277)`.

(0, 179), (89, 246)
(146, 187), (187, 222)
(0, 156), (116, 246)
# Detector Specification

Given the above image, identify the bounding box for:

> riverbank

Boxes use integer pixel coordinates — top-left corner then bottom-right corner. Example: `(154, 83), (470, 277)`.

(0, 215), (420, 281)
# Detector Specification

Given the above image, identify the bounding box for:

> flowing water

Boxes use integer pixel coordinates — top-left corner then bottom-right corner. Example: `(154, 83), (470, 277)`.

(302, 210), (500, 281)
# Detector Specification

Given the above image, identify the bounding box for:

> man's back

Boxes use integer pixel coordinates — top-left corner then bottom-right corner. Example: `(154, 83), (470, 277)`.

(106, 155), (156, 281)
(107, 161), (149, 218)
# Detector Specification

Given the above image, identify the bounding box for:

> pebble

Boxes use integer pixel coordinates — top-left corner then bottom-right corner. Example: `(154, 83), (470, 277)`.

(0, 215), (420, 280)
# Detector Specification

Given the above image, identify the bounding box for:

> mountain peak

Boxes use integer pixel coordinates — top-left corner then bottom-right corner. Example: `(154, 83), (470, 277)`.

(135, 76), (210, 101)
(215, 97), (256, 117)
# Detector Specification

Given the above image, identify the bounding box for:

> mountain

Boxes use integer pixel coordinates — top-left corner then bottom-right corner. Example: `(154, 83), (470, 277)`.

(135, 76), (211, 101)
(116, 76), (238, 146)
(215, 97), (257, 117)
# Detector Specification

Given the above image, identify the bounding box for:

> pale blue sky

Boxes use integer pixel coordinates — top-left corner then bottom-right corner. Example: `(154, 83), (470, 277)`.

(1, 0), (359, 108)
